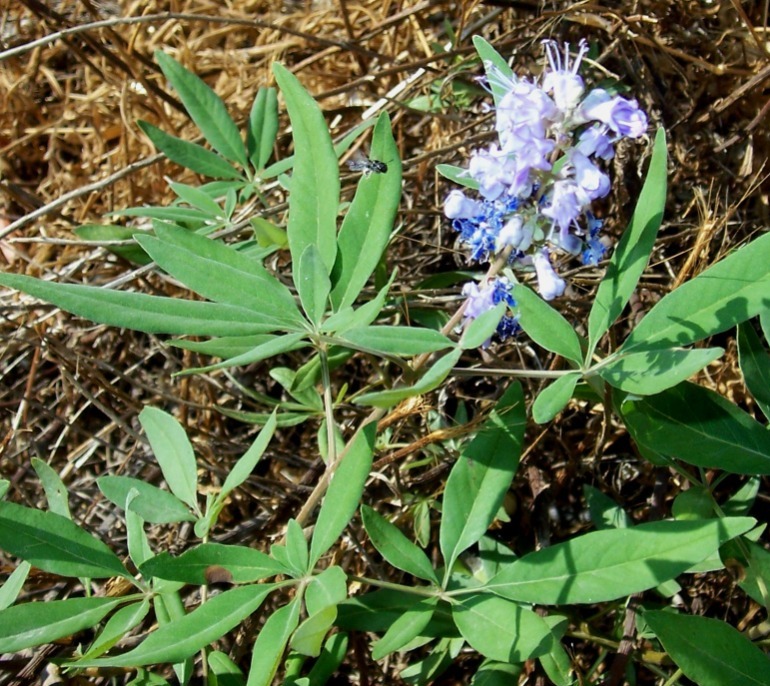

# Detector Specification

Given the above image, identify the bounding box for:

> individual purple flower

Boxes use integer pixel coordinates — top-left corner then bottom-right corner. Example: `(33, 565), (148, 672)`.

(468, 146), (513, 200)
(542, 39), (588, 113)
(582, 236), (607, 266)
(541, 179), (582, 232)
(570, 150), (610, 202)
(576, 124), (615, 160)
(498, 215), (534, 252)
(496, 79), (558, 144)
(577, 89), (648, 138)
(462, 280), (497, 320)
(533, 249), (566, 300)
(444, 190), (483, 219)
(581, 213), (607, 266)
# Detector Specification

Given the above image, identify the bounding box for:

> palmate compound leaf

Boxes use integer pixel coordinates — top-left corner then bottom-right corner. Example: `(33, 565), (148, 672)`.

(71, 584), (275, 668)
(482, 517), (755, 604)
(644, 610), (770, 686)
(0, 501), (130, 580)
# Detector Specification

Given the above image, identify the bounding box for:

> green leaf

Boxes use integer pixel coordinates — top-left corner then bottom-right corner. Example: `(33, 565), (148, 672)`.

(459, 302), (505, 350)
(484, 517), (755, 604)
(75, 584), (274, 668)
(137, 222), (304, 329)
(296, 244), (331, 325)
(0, 561), (31, 611)
(597, 347), (723, 395)
(138, 121), (243, 180)
(139, 407), (199, 513)
(472, 36), (514, 107)
(127, 669), (171, 685)
(81, 599), (151, 660)
(309, 423), (376, 566)
(169, 181), (225, 217)
(208, 650), (246, 686)
(0, 596), (128, 653)
(290, 605), (337, 657)
(180, 332), (309, 375)
(738, 321), (770, 420)
(723, 477), (760, 517)
(435, 163), (479, 191)
(31, 457), (70, 518)
(98, 476), (195, 524)
(306, 632), (348, 686)
(372, 598), (438, 660)
(531, 372), (580, 424)
(440, 383), (525, 574)
(273, 63), (339, 273)
(0, 272), (272, 337)
(331, 112), (401, 309)
(470, 661), (523, 686)
(125, 490), (153, 568)
(361, 505), (438, 584)
(622, 231), (770, 353)
(339, 326), (454, 357)
(247, 86), (278, 170)
(622, 382), (770, 474)
(452, 594), (552, 662)
(672, 485), (714, 521)
(0, 501), (129, 579)
(170, 334), (275, 359)
(155, 51), (247, 167)
(583, 485), (632, 530)
(218, 411), (277, 501)
(74, 224), (152, 265)
(355, 348), (463, 407)
(588, 127), (667, 354)
(285, 518), (310, 575)
(513, 284), (583, 365)
(305, 567), (347, 618)
(644, 610), (770, 686)
(140, 543), (286, 584)
(246, 598), (301, 686)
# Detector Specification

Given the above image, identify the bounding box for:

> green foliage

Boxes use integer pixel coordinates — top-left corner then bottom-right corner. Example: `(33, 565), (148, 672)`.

(1, 43), (769, 686)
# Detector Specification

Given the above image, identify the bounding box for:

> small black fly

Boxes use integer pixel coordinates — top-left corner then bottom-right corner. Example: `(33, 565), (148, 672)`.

(346, 153), (388, 175)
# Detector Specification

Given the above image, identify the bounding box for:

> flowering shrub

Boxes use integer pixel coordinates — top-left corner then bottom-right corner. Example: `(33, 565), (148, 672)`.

(444, 39), (647, 340)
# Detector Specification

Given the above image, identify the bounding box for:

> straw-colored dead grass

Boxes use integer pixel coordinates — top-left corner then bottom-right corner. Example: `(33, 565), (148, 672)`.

(1, 0), (770, 683)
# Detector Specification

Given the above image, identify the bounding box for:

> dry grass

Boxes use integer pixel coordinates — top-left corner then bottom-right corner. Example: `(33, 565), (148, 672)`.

(1, 0), (770, 684)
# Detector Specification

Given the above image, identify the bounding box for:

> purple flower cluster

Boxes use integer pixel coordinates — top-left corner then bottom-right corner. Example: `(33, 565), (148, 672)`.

(445, 40), (647, 341)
